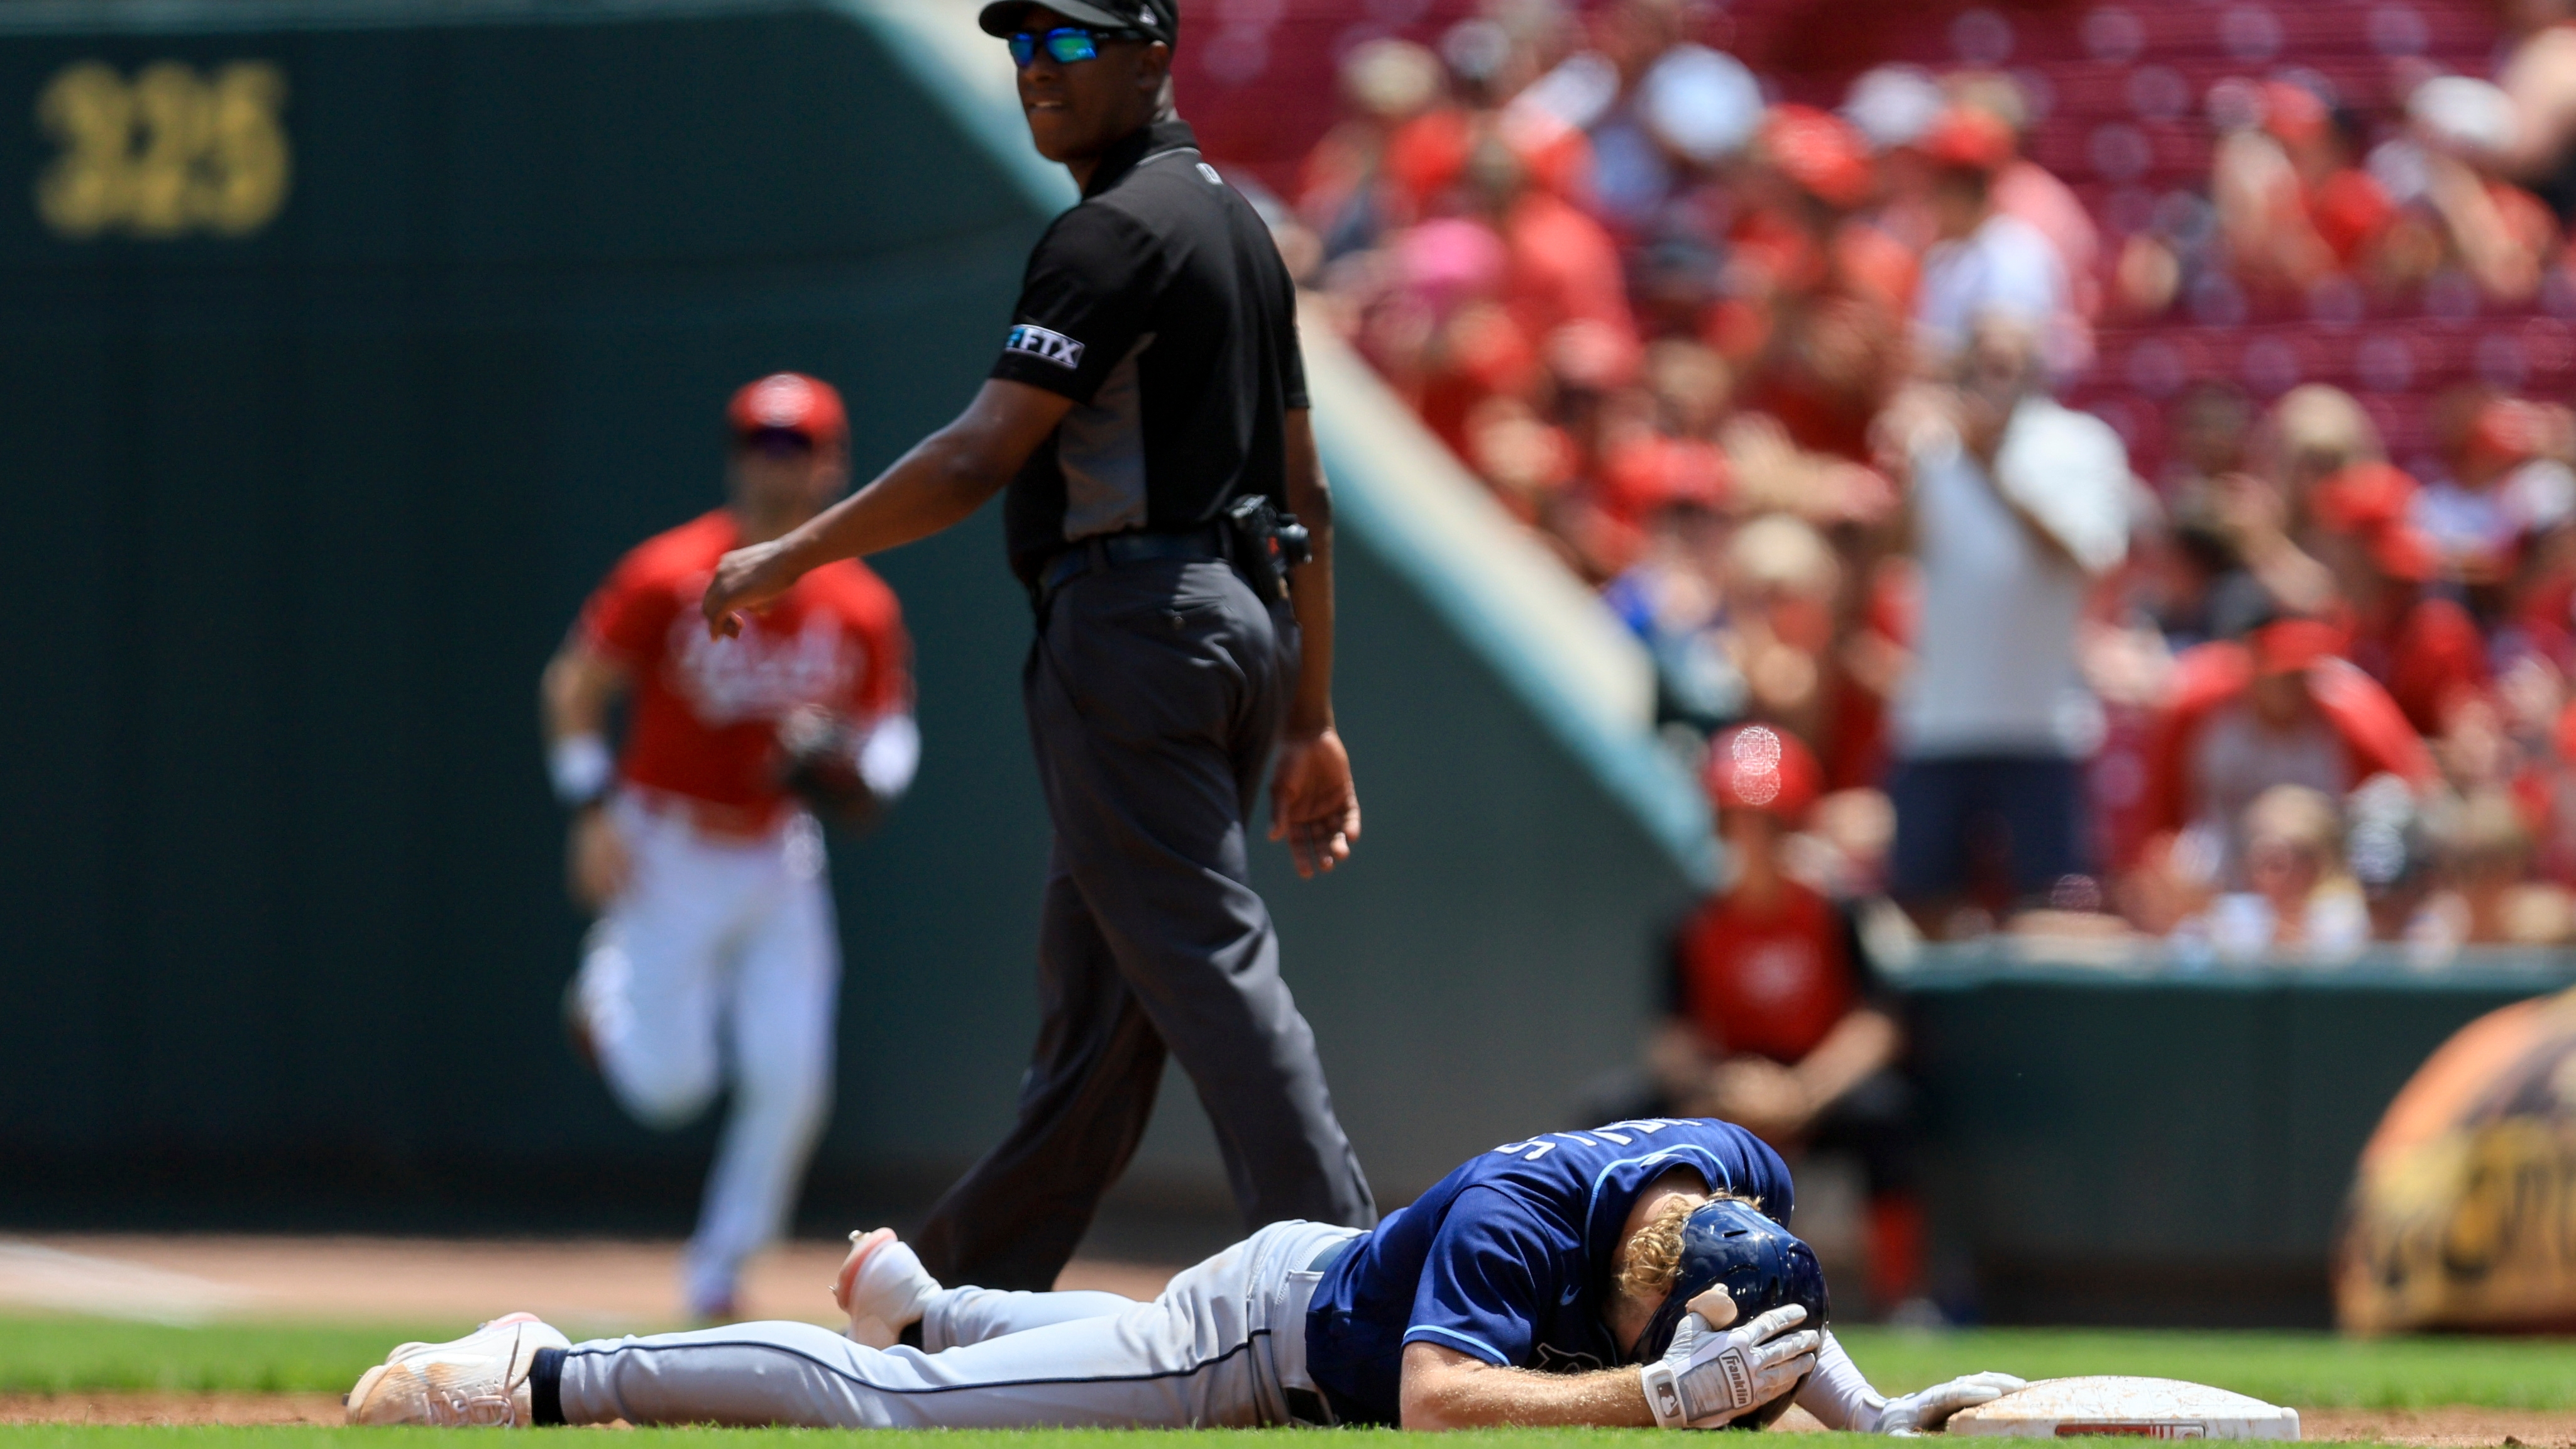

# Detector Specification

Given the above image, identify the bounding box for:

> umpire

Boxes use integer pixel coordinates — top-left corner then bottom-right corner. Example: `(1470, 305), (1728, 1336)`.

(700, 0), (1376, 1288)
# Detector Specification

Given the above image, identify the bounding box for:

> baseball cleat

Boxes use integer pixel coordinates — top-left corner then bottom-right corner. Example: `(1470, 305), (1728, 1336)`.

(837, 1227), (940, 1348)
(344, 1311), (568, 1426)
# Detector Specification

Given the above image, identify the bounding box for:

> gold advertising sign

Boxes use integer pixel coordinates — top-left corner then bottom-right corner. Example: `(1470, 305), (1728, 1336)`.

(2337, 988), (2576, 1333)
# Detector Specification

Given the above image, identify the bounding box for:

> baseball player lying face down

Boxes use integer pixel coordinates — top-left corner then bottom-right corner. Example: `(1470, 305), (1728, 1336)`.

(346, 1117), (2021, 1431)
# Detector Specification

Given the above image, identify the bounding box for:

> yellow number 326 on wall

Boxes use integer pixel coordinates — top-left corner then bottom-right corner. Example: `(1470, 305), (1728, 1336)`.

(36, 60), (291, 240)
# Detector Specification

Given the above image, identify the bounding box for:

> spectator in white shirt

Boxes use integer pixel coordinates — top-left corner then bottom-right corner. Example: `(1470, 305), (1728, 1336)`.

(1881, 318), (2131, 936)
(1910, 108), (2073, 380)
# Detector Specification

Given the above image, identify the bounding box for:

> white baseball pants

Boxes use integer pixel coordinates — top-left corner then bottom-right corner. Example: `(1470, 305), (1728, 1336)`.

(573, 794), (840, 1314)
(554, 1220), (1361, 1428)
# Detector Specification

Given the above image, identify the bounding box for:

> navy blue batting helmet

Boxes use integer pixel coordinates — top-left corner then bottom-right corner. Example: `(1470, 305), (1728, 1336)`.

(1631, 1198), (1829, 1423)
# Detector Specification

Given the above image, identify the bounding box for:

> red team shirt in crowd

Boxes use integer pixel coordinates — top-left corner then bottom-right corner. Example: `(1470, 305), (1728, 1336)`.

(1668, 880), (1861, 1066)
(575, 510), (911, 830)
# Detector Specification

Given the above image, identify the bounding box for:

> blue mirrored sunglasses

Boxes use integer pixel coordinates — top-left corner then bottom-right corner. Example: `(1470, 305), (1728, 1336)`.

(1008, 26), (1138, 67)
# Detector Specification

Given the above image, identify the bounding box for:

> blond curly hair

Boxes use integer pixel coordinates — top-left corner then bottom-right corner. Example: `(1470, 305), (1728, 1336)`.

(1615, 1191), (1764, 1302)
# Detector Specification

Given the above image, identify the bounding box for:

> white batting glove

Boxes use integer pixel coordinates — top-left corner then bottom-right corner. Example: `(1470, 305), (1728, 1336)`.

(1639, 1303), (1819, 1430)
(1869, 1372), (2028, 1435)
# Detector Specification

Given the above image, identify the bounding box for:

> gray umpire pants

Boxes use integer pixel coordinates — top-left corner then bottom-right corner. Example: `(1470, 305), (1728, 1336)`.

(913, 556), (1375, 1289)
(554, 1220), (1362, 1427)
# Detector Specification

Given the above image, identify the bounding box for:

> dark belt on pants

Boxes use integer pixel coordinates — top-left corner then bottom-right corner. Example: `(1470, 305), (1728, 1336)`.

(1282, 1236), (1356, 1428)
(1033, 524), (1230, 610)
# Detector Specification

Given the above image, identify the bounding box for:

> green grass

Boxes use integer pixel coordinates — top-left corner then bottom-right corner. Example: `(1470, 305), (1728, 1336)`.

(0, 1314), (2572, 1438)
(0, 1318), (504, 1396)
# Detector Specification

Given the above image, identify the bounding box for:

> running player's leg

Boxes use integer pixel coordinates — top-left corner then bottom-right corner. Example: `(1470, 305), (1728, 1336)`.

(554, 1223), (1339, 1428)
(574, 799), (732, 1129)
(685, 822), (839, 1314)
(911, 841), (1170, 1291)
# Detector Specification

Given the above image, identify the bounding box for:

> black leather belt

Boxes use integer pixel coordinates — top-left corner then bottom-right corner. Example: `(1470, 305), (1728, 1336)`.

(1282, 1236), (1358, 1428)
(1035, 524), (1230, 607)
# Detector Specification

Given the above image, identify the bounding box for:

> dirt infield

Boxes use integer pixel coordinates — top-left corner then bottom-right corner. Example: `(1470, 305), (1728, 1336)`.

(2298, 1408), (2576, 1448)
(0, 1235), (1175, 1330)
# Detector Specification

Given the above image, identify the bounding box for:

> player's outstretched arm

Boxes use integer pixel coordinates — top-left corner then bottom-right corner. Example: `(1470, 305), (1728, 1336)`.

(1397, 1343), (1657, 1430)
(1796, 1330), (2026, 1433)
(702, 379), (1074, 637)
(1399, 1303), (1818, 1432)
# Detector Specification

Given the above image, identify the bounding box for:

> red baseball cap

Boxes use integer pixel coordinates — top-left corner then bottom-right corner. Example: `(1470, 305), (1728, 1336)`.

(2364, 522), (2438, 582)
(729, 372), (847, 446)
(2309, 461), (2417, 536)
(2309, 463), (2437, 580)
(1602, 434), (1730, 520)
(1915, 106), (2017, 174)
(2252, 617), (2348, 675)
(1762, 104), (1874, 209)
(2260, 80), (2329, 147)
(2467, 397), (2541, 468)
(1703, 723), (1822, 822)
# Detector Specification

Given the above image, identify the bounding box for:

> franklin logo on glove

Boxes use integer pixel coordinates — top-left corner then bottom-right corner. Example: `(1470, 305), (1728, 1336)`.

(1639, 1301), (1819, 1430)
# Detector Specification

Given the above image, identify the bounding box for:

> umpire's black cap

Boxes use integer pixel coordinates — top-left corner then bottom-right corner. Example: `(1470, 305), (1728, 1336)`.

(979, 0), (1177, 46)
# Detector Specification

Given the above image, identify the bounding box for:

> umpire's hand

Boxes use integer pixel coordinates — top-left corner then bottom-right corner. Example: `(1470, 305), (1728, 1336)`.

(1270, 727), (1360, 878)
(703, 539), (800, 638)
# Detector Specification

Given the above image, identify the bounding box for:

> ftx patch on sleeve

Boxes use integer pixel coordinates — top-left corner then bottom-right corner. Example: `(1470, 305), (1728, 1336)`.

(1004, 323), (1084, 370)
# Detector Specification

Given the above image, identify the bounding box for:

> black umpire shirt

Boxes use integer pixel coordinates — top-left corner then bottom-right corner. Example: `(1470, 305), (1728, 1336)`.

(989, 118), (1308, 585)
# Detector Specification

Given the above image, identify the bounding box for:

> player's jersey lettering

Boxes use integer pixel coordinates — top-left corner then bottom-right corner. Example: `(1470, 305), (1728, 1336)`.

(1490, 1119), (1665, 1160)
(668, 604), (864, 725)
(1004, 322), (1084, 370)
(575, 510), (910, 822)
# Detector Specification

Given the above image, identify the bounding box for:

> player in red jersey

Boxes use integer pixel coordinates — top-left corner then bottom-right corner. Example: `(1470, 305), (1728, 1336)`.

(540, 373), (916, 1321)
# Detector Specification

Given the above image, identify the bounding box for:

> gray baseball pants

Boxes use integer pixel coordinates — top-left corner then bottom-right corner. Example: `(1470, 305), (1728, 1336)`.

(554, 1220), (1361, 1427)
(913, 556), (1375, 1289)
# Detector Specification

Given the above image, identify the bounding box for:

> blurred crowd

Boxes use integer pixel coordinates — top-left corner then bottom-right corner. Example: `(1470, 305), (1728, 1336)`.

(1260, 0), (2576, 961)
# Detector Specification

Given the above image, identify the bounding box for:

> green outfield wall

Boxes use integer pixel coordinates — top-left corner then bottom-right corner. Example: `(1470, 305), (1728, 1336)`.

(1901, 951), (2576, 1326)
(0, 0), (1700, 1240)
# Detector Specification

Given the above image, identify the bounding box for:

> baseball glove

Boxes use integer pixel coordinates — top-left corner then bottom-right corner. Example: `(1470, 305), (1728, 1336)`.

(774, 705), (884, 829)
